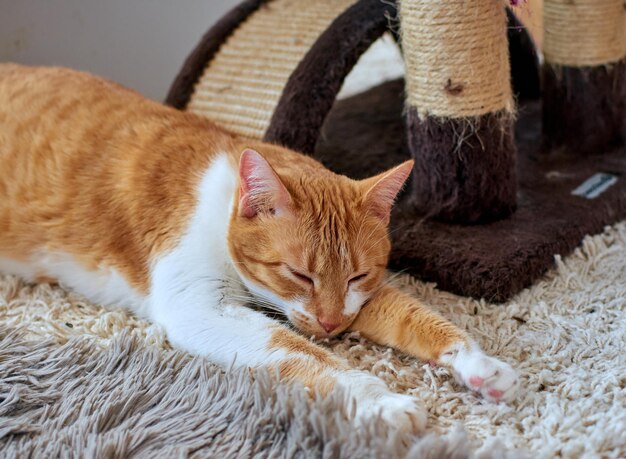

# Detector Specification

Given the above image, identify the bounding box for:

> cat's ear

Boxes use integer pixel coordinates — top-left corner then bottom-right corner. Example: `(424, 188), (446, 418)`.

(238, 149), (292, 218)
(361, 160), (414, 224)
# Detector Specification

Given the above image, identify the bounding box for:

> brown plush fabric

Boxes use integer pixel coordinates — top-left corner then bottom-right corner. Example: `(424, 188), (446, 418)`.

(317, 80), (410, 180)
(315, 79), (626, 302)
(405, 109), (518, 223)
(542, 60), (626, 156)
(264, 0), (396, 154)
(165, 0), (267, 109)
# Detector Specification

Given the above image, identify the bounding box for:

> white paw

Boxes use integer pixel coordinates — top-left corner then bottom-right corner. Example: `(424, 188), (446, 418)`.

(442, 344), (520, 403)
(336, 370), (427, 432)
(355, 391), (427, 432)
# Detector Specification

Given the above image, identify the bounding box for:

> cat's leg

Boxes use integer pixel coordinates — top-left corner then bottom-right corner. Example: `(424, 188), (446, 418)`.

(149, 278), (426, 430)
(348, 286), (519, 402)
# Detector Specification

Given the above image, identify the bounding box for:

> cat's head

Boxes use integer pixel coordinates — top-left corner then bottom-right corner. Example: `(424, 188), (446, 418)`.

(228, 148), (412, 337)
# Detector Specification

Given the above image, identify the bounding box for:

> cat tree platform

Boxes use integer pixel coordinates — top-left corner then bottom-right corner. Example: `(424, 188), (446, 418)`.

(167, 0), (626, 302)
(317, 80), (626, 301)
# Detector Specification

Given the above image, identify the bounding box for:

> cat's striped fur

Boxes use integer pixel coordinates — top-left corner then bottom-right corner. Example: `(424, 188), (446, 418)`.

(0, 64), (519, 430)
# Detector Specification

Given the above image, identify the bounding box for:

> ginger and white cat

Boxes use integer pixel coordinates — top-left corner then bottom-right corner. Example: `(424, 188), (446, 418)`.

(0, 64), (519, 430)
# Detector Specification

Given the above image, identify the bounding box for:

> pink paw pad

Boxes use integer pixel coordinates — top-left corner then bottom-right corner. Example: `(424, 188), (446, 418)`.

(488, 388), (504, 399)
(469, 376), (484, 388)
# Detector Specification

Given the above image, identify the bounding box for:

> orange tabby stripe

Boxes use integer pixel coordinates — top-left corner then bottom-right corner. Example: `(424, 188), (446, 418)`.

(350, 286), (470, 362)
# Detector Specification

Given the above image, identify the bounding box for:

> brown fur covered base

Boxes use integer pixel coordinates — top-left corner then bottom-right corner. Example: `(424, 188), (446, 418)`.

(405, 110), (517, 224)
(315, 79), (626, 302)
(542, 60), (626, 156)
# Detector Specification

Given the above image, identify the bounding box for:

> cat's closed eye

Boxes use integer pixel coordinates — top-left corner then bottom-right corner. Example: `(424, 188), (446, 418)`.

(348, 273), (368, 284)
(286, 266), (314, 286)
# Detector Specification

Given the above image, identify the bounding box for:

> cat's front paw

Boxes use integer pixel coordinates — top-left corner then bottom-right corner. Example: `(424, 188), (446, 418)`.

(355, 391), (427, 432)
(441, 344), (520, 403)
(337, 370), (427, 432)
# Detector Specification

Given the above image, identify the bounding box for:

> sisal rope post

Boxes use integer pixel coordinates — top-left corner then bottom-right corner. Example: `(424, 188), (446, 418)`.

(400, 0), (517, 223)
(542, 0), (626, 156)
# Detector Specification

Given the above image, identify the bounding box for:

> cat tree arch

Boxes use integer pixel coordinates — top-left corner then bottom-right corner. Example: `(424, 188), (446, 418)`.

(167, 0), (626, 302)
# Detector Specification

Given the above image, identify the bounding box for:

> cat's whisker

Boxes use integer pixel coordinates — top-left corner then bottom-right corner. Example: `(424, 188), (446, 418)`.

(225, 294), (287, 315)
(354, 220), (390, 257)
(382, 268), (410, 287)
(357, 222), (412, 258)
(357, 220), (384, 249)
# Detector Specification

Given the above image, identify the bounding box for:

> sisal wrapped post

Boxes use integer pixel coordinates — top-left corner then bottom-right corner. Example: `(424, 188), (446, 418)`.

(400, 0), (517, 224)
(542, 0), (626, 156)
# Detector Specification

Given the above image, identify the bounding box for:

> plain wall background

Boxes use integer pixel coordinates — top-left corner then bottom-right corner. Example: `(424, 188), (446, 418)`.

(0, 0), (239, 101)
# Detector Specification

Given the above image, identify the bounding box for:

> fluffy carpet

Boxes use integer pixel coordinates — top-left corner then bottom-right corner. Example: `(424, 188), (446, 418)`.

(2, 31), (625, 457)
(2, 328), (502, 458)
(1, 222), (625, 457)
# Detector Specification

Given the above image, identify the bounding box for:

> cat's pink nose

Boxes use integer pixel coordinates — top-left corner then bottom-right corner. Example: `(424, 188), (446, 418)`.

(317, 318), (340, 334)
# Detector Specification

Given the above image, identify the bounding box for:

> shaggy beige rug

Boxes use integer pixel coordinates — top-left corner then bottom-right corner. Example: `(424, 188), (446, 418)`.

(2, 328), (505, 458)
(1, 221), (625, 457)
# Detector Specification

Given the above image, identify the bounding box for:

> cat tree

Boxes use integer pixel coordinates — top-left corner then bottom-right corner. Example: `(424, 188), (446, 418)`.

(167, 0), (626, 302)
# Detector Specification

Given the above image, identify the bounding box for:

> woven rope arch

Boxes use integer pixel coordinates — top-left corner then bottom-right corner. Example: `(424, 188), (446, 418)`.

(186, 0), (357, 140)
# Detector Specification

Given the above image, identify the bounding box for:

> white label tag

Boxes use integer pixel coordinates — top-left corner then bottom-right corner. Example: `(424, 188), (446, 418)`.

(571, 173), (618, 199)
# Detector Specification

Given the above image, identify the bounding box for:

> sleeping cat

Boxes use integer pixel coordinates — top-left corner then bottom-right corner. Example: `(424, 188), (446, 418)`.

(0, 64), (519, 430)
